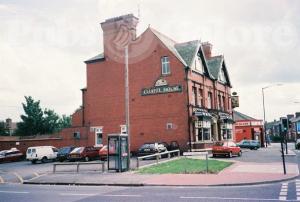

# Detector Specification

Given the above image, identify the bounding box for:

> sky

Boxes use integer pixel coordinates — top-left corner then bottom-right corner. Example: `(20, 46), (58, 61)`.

(0, 0), (300, 123)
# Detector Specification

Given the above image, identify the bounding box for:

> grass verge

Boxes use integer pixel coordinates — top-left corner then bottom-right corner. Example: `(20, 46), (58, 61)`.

(138, 158), (233, 174)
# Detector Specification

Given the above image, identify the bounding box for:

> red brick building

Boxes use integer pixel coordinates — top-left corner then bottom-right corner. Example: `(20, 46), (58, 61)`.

(67, 14), (234, 152)
(233, 111), (264, 146)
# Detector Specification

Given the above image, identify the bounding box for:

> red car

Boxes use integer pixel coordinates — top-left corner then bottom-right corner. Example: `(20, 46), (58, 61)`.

(212, 141), (241, 158)
(68, 146), (99, 162)
(0, 148), (24, 163)
(99, 145), (108, 161)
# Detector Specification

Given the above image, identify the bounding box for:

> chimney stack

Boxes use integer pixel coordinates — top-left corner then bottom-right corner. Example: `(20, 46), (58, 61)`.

(101, 14), (139, 59)
(202, 42), (213, 59)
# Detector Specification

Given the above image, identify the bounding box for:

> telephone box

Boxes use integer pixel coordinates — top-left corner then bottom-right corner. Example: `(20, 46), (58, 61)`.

(107, 134), (129, 172)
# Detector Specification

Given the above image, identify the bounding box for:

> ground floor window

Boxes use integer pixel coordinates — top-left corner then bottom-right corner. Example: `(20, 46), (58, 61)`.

(221, 123), (233, 140)
(195, 120), (211, 142)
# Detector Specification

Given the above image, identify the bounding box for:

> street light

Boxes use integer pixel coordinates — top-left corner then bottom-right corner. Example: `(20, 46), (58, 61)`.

(262, 83), (283, 148)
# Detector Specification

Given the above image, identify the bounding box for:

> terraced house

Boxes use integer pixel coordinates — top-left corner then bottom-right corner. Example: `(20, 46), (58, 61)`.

(69, 14), (234, 152)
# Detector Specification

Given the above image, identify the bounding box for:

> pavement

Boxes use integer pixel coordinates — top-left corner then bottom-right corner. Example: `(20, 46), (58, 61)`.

(24, 149), (299, 186)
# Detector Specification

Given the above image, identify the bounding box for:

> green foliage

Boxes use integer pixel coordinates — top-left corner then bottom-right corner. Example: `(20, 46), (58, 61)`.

(138, 158), (233, 174)
(0, 121), (9, 136)
(15, 96), (72, 136)
(270, 135), (282, 142)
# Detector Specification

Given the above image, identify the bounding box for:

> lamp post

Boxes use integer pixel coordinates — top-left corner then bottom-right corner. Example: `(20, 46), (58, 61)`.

(262, 84), (283, 147)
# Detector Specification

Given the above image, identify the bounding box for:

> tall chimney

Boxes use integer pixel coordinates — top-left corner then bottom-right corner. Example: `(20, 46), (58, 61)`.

(101, 14), (139, 59)
(202, 42), (213, 59)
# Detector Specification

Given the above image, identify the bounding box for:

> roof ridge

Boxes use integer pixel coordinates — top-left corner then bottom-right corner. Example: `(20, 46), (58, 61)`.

(148, 27), (177, 44)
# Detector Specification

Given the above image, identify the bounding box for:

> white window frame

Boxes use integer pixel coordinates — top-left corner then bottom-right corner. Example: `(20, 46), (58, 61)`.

(161, 56), (170, 75)
(95, 127), (103, 147)
(195, 120), (211, 142)
(166, 123), (173, 130)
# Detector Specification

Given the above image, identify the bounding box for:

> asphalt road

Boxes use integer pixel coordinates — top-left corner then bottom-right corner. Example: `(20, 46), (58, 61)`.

(0, 156), (175, 183)
(213, 142), (298, 164)
(0, 180), (299, 202)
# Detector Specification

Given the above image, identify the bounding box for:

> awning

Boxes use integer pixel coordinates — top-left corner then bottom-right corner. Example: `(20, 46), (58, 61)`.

(219, 112), (233, 122)
(193, 108), (212, 118)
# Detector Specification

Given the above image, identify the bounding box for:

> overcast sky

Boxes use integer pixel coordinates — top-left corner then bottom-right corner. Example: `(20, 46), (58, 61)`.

(0, 0), (300, 123)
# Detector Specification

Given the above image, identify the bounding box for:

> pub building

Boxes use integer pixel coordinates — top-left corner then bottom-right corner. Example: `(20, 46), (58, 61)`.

(63, 14), (235, 152)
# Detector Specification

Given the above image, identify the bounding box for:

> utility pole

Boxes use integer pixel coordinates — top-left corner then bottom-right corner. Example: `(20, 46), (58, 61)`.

(125, 45), (130, 169)
(262, 88), (267, 148)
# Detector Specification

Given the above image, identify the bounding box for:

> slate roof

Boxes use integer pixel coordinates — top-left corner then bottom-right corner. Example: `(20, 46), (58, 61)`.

(174, 40), (200, 67)
(233, 110), (257, 121)
(84, 27), (231, 87)
(206, 56), (223, 80)
(84, 53), (105, 64)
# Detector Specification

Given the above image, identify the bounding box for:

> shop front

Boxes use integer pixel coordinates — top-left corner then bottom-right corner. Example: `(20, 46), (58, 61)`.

(218, 112), (234, 141)
(191, 108), (213, 150)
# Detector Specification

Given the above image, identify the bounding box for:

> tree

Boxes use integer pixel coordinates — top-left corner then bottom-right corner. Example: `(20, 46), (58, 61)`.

(58, 115), (72, 130)
(15, 96), (72, 136)
(42, 109), (60, 134)
(15, 96), (44, 136)
(0, 121), (9, 136)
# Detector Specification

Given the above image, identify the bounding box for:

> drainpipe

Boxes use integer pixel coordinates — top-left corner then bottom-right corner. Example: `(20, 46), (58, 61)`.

(185, 66), (192, 152)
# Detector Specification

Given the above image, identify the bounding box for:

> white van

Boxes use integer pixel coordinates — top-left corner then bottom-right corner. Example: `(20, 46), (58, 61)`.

(26, 146), (58, 164)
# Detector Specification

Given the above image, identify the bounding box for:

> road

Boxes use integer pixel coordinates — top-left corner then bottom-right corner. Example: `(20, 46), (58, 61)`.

(0, 142), (299, 201)
(0, 180), (299, 202)
(0, 156), (173, 183)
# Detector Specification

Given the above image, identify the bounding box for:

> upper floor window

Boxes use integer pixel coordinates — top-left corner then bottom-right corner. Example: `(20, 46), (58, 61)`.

(198, 88), (203, 107)
(161, 56), (170, 75)
(194, 55), (204, 73)
(207, 92), (213, 109)
(218, 68), (226, 83)
(192, 87), (197, 106)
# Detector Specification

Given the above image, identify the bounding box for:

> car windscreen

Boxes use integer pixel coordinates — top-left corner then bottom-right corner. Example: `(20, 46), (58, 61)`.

(58, 147), (71, 154)
(71, 147), (84, 153)
(0, 151), (6, 156)
(140, 144), (155, 149)
(214, 142), (224, 146)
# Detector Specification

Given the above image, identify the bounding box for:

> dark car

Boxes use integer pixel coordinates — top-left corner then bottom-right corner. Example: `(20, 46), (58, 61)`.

(138, 142), (167, 157)
(212, 141), (242, 158)
(57, 146), (75, 162)
(237, 140), (260, 150)
(0, 148), (23, 163)
(68, 146), (99, 162)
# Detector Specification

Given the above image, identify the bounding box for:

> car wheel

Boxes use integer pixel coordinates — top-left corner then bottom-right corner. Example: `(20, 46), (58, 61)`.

(229, 152), (232, 158)
(41, 157), (47, 163)
(85, 156), (89, 162)
(212, 154), (216, 158)
(254, 147), (258, 150)
(31, 160), (36, 164)
(238, 151), (242, 157)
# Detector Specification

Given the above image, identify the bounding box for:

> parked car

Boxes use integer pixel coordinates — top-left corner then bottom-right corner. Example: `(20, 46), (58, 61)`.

(56, 146), (75, 162)
(0, 148), (23, 163)
(26, 146), (58, 164)
(295, 139), (300, 149)
(99, 145), (108, 161)
(237, 140), (260, 150)
(212, 141), (242, 158)
(138, 142), (167, 157)
(68, 146), (99, 162)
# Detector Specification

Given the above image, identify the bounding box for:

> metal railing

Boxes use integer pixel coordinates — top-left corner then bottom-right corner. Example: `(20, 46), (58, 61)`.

(136, 149), (180, 169)
(53, 161), (105, 173)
